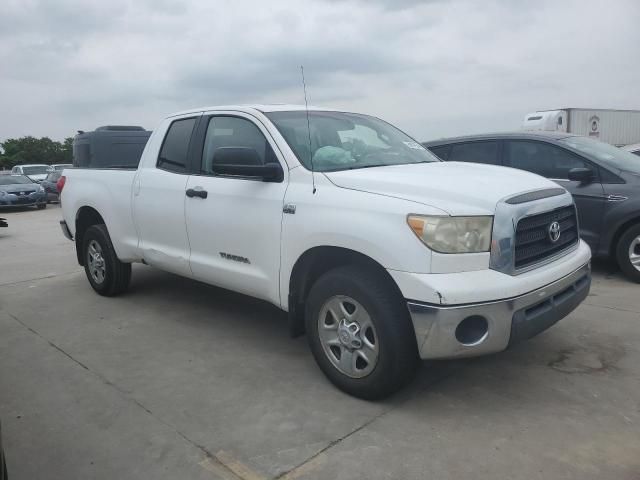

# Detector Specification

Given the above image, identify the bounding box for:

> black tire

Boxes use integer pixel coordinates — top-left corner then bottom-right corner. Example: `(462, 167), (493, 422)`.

(82, 224), (132, 296)
(305, 265), (418, 400)
(615, 223), (640, 283)
(36, 203), (46, 209)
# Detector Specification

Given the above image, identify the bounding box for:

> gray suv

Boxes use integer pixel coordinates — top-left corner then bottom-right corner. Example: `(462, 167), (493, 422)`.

(424, 132), (640, 282)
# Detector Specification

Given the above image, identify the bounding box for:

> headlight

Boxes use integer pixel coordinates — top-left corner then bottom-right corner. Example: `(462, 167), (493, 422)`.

(407, 215), (493, 253)
(38, 185), (45, 192)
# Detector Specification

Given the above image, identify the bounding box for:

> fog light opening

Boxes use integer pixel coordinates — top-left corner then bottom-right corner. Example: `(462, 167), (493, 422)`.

(455, 315), (489, 346)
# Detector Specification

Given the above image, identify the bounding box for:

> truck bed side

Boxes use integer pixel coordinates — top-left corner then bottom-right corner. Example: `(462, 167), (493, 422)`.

(61, 168), (141, 262)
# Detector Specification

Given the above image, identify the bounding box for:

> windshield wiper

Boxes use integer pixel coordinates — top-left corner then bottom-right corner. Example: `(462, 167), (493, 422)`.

(344, 164), (388, 170)
(324, 160), (436, 173)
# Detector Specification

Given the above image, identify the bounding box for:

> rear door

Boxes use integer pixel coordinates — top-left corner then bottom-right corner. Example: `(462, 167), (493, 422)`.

(184, 113), (288, 304)
(133, 115), (199, 277)
(504, 139), (605, 250)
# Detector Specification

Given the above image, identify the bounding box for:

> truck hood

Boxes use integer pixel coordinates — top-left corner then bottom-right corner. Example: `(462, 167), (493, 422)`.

(324, 162), (559, 215)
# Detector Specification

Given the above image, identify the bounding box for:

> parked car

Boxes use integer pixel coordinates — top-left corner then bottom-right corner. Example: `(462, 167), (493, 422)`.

(424, 132), (640, 282)
(50, 163), (73, 171)
(10, 164), (50, 182)
(41, 171), (62, 202)
(0, 175), (47, 209)
(60, 105), (591, 399)
(622, 143), (640, 156)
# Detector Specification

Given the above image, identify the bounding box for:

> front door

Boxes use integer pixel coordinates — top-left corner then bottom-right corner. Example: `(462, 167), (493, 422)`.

(504, 140), (606, 251)
(184, 113), (287, 304)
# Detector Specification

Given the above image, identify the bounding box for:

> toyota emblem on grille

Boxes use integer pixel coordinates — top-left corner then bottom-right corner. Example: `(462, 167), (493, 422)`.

(548, 221), (561, 243)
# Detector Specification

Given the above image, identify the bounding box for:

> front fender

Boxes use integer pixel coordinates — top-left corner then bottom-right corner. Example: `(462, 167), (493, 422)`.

(279, 172), (441, 308)
(598, 199), (640, 256)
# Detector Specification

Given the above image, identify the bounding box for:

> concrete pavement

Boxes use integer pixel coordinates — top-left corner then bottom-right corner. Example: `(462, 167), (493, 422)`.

(1, 206), (638, 479)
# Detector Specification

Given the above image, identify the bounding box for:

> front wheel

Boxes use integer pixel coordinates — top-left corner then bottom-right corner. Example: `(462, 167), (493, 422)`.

(36, 203), (46, 209)
(305, 266), (418, 400)
(616, 223), (640, 283)
(82, 224), (132, 296)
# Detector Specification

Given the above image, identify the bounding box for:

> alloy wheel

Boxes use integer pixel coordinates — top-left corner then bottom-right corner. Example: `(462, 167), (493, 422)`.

(317, 295), (379, 378)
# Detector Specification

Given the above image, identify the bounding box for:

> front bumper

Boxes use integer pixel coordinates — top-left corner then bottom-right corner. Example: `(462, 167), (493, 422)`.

(0, 192), (47, 207)
(407, 262), (591, 359)
(46, 191), (59, 201)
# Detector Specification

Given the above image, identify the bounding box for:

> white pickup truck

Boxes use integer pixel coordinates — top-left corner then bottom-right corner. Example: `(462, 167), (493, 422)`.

(60, 105), (592, 399)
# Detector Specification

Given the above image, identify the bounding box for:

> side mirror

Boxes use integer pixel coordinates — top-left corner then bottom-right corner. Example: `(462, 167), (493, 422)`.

(567, 167), (594, 183)
(211, 162), (283, 182)
(211, 147), (283, 182)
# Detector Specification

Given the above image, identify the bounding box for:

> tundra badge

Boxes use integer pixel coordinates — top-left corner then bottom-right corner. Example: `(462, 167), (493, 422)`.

(283, 203), (296, 214)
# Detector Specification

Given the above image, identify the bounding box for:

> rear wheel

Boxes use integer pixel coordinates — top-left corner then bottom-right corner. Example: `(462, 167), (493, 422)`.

(36, 203), (46, 209)
(82, 224), (131, 296)
(616, 223), (640, 283)
(305, 265), (418, 399)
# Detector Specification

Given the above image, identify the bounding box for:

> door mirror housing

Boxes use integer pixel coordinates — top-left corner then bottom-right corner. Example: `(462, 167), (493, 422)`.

(567, 167), (594, 183)
(210, 147), (284, 182)
(211, 162), (284, 182)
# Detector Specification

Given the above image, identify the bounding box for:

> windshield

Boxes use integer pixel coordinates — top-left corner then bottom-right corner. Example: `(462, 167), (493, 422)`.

(0, 175), (33, 185)
(560, 136), (640, 174)
(22, 166), (49, 175)
(265, 111), (439, 172)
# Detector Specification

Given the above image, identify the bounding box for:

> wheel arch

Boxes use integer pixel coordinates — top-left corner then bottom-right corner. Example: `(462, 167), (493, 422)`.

(608, 214), (640, 259)
(287, 246), (404, 337)
(75, 206), (106, 265)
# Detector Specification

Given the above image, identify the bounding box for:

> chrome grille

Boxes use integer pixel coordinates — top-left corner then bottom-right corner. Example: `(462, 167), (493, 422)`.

(514, 205), (578, 269)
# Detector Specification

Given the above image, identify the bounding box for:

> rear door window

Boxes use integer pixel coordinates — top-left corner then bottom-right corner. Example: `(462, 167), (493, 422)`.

(505, 140), (589, 179)
(157, 118), (197, 173)
(449, 141), (500, 165)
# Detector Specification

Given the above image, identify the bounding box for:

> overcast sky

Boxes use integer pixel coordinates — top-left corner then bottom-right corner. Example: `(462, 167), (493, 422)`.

(1, 0), (639, 143)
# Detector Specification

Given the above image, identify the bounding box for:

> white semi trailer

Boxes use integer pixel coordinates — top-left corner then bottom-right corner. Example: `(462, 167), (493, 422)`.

(522, 108), (640, 146)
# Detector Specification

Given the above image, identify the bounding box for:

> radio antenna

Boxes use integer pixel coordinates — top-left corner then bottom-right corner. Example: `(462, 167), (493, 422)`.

(300, 65), (316, 194)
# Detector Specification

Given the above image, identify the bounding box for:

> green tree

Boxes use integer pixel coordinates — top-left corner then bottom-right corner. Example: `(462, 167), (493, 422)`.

(0, 136), (73, 170)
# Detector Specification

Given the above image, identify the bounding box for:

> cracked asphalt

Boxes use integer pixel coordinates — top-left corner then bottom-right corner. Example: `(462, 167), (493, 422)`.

(1, 206), (639, 479)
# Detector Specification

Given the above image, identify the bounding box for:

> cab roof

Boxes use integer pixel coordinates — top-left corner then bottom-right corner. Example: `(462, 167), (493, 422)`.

(167, 104), (341, 118)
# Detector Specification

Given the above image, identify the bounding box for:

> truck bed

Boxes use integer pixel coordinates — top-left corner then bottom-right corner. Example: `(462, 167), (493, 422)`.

(61, 168), (141, 262)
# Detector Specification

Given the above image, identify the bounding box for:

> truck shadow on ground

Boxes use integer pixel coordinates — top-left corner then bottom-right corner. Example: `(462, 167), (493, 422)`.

(116, 260), (624, 406)
(0, 206), (49, 213)
(590, 257), (624, 278)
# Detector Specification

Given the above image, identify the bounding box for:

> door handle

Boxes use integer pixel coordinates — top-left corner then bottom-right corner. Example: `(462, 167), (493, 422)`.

(186, 188), (208, 199)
